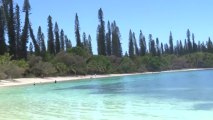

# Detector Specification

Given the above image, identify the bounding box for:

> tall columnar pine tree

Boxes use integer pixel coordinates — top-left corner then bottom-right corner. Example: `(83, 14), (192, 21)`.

(75, 13), (81, 47)
(207, 37), (213, 53)
(128, 30), (134, 58)
(0, 6), (7, 55)
(111, 21), (122, 57)
(179, 40), (183, 55)
(4, 0), (16, 59)
(133, 32), (139, 56)
(20, 0), (31, 59)
(88, 35), (93, 55)
(29, 23), (40, 55)
(82, 32), (87, 47)
(47, 15), (55, 54)
(106, 21), (112, 56)
(15, 4), (21, 57)
(29, 42), (33, 54)
(54, 22), (60, 54)
(184, 39), (188, 54)
(164, 43), (169, 54)
(169, 31), (174, 54)
(97, 8), (106, 55)
(37, 26), (46, 55)
(175, 40), (180, 55)
(82, 32), (91, 52)
(65, 35), (72, 50)
(192, 33), (197, 52)
(60, 29), (65, 51)
(161, 43), (164, 54)
(149, 34), (156, 56)
(37, 26), (42, 50)
(40, 33), (46, 53)
(139, 30), (146, 56)
(187, 29), (193, 53)
(156, 38), (161, 56)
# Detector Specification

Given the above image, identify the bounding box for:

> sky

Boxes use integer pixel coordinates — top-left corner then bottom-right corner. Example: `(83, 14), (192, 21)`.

(13, 0), (213, 54)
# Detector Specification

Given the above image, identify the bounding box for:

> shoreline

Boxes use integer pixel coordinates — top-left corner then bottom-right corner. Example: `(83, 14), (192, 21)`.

(0, 68), (212, 88)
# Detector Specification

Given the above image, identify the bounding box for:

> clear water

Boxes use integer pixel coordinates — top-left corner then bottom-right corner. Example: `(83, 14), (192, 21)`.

(0, 70), (213, 120)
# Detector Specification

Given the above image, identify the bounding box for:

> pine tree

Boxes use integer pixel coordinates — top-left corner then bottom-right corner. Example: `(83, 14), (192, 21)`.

(15, 4), (21, 58)
(88, 35), (93, 55)
(65, 35), (72, 50)
(169, 31), (173, 54)
(192, 33), (197, 52)
(75, 13), (81, 47)
(37, 26), (42, 50)
(60, 29), (65, 51)
(111, 21), (122, 57)
(161, 43), (164, 54)
(29, 42), (33, 55)
(139, 30), (146, 56)
(187, 29), (192, 53)
(82, 32), (87, 47)
(133, 32), (139, 56)
(0, 6), (7, 55)
(156, 38), (160, 56)
(164, 43), (169, 54)
(207, 37), (213, 53)
(20, 0), (31, 59)
(54, 22), (60, 54)
(97, 8), (106, 55)
(149, 34), (156, 56)
(47, 15), (55, 54)
(128, 30), (134, 58)
(106, 21), (111, 56)
(175, 40), (180, 55)
(179, 40), (183, 55)
(6, 0), (16, 59)
(29, 24), (40, 55)
(184, 39), (188, 54)
(40, 33), (46, 55)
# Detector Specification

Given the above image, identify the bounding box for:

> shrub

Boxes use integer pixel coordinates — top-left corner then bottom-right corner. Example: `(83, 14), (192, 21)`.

(54, 52), (87, 75)
(30, 61), (56, 77)
(117, 57), (137, 73)
(87, 55), (111, 74)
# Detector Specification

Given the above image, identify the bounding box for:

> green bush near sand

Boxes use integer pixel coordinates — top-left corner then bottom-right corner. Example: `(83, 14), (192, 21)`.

(1, 52), (213, 79)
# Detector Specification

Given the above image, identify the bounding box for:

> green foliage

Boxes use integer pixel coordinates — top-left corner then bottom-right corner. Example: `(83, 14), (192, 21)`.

(47, 15), (55, 55)
(111, 21), (122, 57)
(87, 55), (111, 74)
(0, 54), (27, 79)
(54, 63), (69, 76)
(0, 7), (7, 55)
(129, 30), (134, 58)
(97, 8), (106, 56)
(30, 61), (56, 77)
(54, 22), (60, 54)
(75, 13), (81, 47)
(67, 47), (91, 58)
(117, 57), (137, 73)
(138, 55), (165, 71)
(54, 52), (87, 75)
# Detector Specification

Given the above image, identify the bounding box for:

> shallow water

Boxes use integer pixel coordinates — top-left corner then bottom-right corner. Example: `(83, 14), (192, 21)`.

(0, 70), (213, 120)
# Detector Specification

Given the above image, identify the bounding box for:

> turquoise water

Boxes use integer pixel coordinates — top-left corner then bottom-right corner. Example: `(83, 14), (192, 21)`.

(0, 70), (213, 120)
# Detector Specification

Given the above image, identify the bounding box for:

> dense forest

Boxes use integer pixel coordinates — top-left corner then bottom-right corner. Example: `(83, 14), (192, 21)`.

(1, 0), (213, 79)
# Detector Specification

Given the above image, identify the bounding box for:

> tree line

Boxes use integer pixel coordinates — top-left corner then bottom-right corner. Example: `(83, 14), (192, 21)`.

(1, 0), (213, 79)
(1, 0), (213, 59)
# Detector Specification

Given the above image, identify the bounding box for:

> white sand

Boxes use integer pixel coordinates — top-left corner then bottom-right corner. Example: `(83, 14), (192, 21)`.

(0, 68), (212, 87)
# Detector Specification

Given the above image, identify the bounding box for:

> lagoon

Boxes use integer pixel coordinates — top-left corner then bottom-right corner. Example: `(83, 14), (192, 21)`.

(0, 70), (213, 120)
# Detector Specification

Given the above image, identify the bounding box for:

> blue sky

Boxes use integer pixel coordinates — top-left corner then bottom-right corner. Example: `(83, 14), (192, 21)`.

(13, 0), (213, 54)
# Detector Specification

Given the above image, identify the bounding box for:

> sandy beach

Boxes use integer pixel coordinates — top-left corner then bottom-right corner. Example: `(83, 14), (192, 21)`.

(0, 68), (212, 87)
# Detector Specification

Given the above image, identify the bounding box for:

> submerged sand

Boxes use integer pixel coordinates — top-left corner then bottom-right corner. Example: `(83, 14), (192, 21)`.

(0, 68), (212, 87)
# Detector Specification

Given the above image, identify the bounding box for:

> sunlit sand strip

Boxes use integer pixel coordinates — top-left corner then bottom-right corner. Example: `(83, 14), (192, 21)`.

(0, 68), (212, 87)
